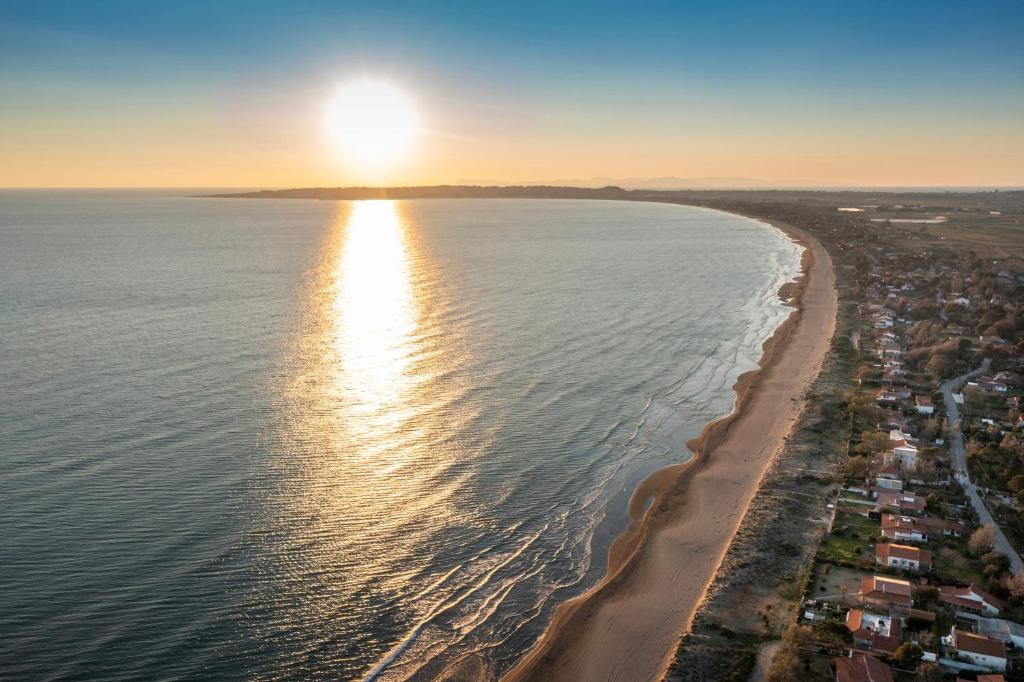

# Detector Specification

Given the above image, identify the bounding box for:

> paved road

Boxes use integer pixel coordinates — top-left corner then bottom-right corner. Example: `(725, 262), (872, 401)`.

(941, 359), (1023, 573)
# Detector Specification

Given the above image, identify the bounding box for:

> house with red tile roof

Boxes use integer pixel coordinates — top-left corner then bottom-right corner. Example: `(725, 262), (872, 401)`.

(880, 514), (927, 543)
(875, 543), (931, 573)
(834, 653), (894, 682)
(845, 609), (902, 656)
(943, 628), (1007, 673)
(859, 575), (912, 609)
(914, 394), (935, 415)
(874, 490), (926, 515)
(939, 585), (1003, 617)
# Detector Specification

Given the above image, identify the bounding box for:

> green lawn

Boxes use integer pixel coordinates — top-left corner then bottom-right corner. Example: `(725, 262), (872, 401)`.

(833, 511), (880, 538)
(818, 533), (869, 565)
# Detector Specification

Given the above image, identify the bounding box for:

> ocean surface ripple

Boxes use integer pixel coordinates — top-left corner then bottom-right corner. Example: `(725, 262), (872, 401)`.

(0, 193), (802, 680)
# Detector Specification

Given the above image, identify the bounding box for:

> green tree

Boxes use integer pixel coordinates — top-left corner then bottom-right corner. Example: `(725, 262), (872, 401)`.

(894, 642), (923, 669)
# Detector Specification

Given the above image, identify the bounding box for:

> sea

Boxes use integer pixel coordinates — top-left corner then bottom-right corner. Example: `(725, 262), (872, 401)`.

(0, 191), (803, 680)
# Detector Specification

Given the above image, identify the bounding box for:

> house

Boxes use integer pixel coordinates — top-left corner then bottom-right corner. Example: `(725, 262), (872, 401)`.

(914, 395), (935, 415)
(918, 516), (965, 537)
(876, 385), (911, 404)
(944, 628), (1007, 673)
(976, 617), (1024, 649)
(940, 585), (1003, 617)
(881, 514), (927, 543)
(979, 336), (1007, 347)
(834, 653), (894, 682)
(859, 575), (912, 609)
(884, 439), (919, 471)
(877, 410), (909, 432)
(875, 543), (932, 573)
(875, 477), (903, 492)
(845, 609), (903, 655)
(874, 490), (926, 515)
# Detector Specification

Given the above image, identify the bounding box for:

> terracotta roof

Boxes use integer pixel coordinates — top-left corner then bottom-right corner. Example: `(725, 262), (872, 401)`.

(881, 514), (925, 535)
(940, 584), (1004, 610)
(834, 654), (894, 682)
(875, 490), (926, 513)
(846, 609), (863, 631)
(954, 630), (1006, 658)
(876, 543), (932, 566)
(860, 576), (912, 606)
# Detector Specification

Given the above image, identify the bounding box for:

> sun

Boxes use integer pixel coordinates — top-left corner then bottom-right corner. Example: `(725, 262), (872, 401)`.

(326, 80), (419, 169)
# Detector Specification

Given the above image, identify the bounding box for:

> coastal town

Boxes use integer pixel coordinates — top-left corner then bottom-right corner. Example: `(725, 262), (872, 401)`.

(658, 191), (1024, 682)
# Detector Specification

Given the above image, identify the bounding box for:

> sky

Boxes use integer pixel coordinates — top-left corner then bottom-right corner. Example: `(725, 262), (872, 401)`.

(2, 1), (1023, 188)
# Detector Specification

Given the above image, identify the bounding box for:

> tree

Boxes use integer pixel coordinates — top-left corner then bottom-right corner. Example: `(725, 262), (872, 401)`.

(768, 623), (813, 682)
(926, 353), (951, 378)
(915, 661), (943, 682)
(914, 585), (939, 609)
(1004, 570), (1024, 599)
(845, 456), (870, 480)
(766, 647), (801, 682)
(813, 619), (853, 652)
(859, 431), (891, 455)
(982, 551), (1011, 578)
(969, 524), (998, 556)
(893, 642), (923, 669)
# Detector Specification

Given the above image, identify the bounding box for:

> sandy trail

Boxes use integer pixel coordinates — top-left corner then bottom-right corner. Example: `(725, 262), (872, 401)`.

(502, 213), (837, 682)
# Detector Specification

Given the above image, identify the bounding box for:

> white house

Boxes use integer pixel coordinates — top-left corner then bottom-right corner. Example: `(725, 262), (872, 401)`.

(976, 617), (1024, 649)
(881, 514), (927, 543)
(884, 439), (919, 471)
(875, 543), (931, 573)
(943, 628), (1006, 673)
(914, 395), (935, 415)
(940, 585), (1003, 617)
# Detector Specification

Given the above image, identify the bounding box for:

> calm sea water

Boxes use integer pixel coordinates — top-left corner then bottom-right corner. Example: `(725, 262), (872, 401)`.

(0, 192), (802, 680)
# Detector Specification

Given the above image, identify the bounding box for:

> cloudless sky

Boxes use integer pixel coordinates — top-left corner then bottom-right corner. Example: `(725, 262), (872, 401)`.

(2, 1), (1023, 187)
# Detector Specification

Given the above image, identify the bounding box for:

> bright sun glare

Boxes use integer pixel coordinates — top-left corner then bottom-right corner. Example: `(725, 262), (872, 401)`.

(326, 80), (419, 169)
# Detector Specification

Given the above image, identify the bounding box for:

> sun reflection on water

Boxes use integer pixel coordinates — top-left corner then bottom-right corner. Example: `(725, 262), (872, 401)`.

(333, 200), (420, 429)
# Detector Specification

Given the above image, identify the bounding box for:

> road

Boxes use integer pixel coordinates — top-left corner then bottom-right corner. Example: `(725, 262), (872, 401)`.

(941, 359), (1023, 573)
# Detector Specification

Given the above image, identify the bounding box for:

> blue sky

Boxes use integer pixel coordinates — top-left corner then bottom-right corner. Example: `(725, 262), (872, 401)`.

(2, 1), (1023, 186)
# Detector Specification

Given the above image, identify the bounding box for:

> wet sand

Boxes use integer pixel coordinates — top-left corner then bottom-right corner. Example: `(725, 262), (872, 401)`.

(502, 212), (837, 682)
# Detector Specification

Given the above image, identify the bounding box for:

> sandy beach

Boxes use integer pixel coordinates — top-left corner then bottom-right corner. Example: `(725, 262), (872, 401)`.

(502, 211), (838, 682)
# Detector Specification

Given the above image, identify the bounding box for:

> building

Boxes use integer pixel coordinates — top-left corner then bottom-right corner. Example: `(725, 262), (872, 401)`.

(875, 543), (931, 573)
(940, 585), (1003, 617)
(873, 467), (903, 491)
(918, 516), (964, 538)
(884, 439), (919, 471)
(874, 490), (926, 515)
(834, 653), (894, 682)
(976, 617), (1024, 649)
(944, 628), (1007, 673)
(914, 395), (935, 415)
(859, 575), (912, 609)
(845, 609), (902, 656)
(881, 514), (927, 543)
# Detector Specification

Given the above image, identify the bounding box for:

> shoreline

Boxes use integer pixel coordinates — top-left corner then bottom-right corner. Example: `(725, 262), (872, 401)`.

(502, 208), (838, 682)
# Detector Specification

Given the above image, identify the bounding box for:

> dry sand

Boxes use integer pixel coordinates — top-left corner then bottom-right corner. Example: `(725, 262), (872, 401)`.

(502, 213), (837, 682)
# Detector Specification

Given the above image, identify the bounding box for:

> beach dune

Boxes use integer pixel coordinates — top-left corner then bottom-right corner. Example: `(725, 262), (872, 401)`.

(503, 215), (837, 682)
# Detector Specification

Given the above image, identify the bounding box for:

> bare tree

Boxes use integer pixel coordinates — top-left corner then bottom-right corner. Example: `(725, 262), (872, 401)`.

(969, 524), (997, 556)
